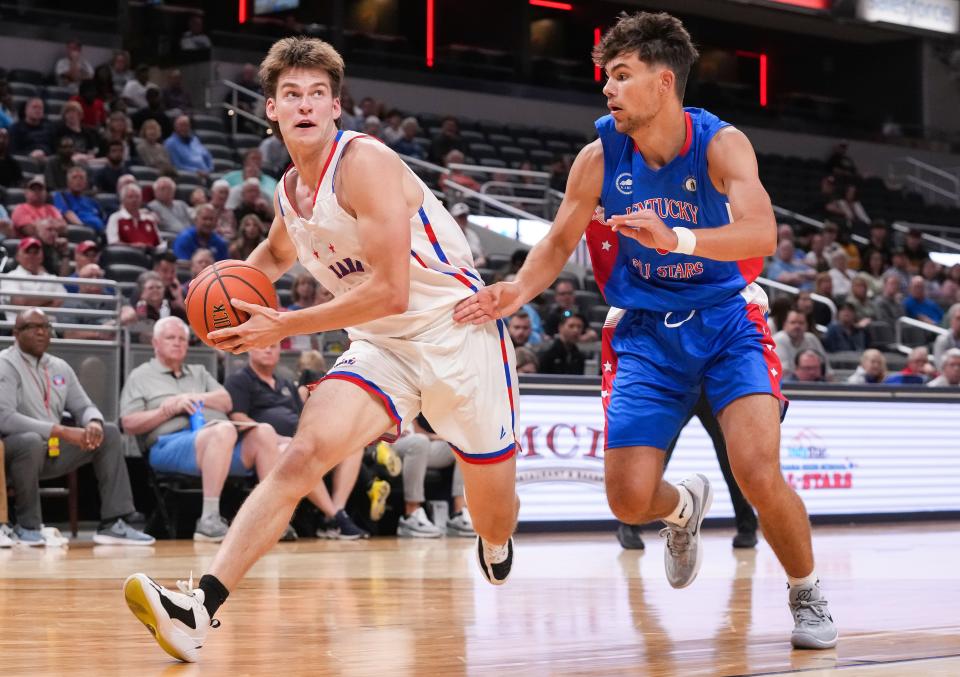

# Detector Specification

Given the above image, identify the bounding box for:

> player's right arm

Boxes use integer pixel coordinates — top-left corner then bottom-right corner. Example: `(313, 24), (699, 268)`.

(246, 191), (298, 282)
(453, 140), (603, 324)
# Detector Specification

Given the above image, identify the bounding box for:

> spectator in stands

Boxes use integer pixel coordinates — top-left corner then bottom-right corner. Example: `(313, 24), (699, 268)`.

(63, 240), (101, 292)
(161, 69), (192, 114)
(0, 204), (11, 238)
(920, 258), (943, 305)
(172, 204), (228, 261)
(847, 349), (887, 384)
(9, 98), (53, 158)
(871, 274), (904, 328)
(823, 303), (868, 353)
(0, 238), (66, 321)
(131, 86), (173, 140)
(381, 109), (403, 145)
(437, 149), (481, 193)
(189, 187), (208, 209)
(548, 155), (571, 192)
(69, 79), (107, 129)
(826, 140), (859, 182)
(131, 250), (186, 314)
(508, 310), (533, 349)
(812, 272), (835, 321)
(0, 80), (14, 129)
(826, 183), (870, 233)
(94, 140), (130, 193)
(773, 310), (829, 375)
(120, 317), (246, 542)
(54, 40), (94, 94)
(258, 133), (290, 178)
(225, 343), (368, 539)
(861, 250), (887, 294)
(52, 101), (99, 158)
(362, 115), (382, 140)
(36, 219), (71, 278)
(121, 64), (152, 110)
(11, 176), (66, 238)
(767, 297), (792, 335)
(337, 88), (360, 131)
(904, 275), (943, 325)
(229, 214), (266, 260)
(928, 349), (960, 387)
(147, 176), (192, 233)
(795, 290), (819, 332)
(884, 346), (933, 385)
(430, 116), (468, 164)
(767, 240), (816, 290)
(0, 128), (24, 187)
(543, 278), (597, 341)
(883, 249), (912, 292)
(105, 183), (161, 251)
(98, 111), (133, 161)
(164, 115), (213, 179)
(181, 14), (212, 51)
(131, 271), (188, 342)
(902, 229), (929, 274)
(208, 179), (236, 236)
(802, 234), (829, 273)
(933, 304), (960, 366)
(389, 116), (425, 160)
(61, 263), (135, 339)
(784, 350), (829, 383)
(392, 414), (474, 538)
(134, 119), (175, 176)
(515, 346), (539, 374)
(232, 177), (274, 224)
(107, 50), (132, 98)
(538, 314), (587, 375)
(859, 220), (892, 268)
(449, 203), (486, 266)
(828, 250), (856, 300)
(940, 279), (959, 312)
(846, 274), (874, 320)
(0, 308), (153, 545)
(43, 136), (79, 191)
(223, 149), (277, 197)
(189, 247), (214, 278)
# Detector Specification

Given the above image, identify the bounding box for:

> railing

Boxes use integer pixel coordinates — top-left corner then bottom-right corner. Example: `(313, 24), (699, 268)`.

(446, 163), (553, 220)
(214, 79), (270, 136)
(895, 316), (948, 354)
(755, 275), (837, 331)
(889, 157), (960, 207)
(772, 205), (870, 247)
(891, 221), (960, 254)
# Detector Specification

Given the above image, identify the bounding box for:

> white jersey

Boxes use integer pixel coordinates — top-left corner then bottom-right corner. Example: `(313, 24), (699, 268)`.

(277, 130), (481, 341)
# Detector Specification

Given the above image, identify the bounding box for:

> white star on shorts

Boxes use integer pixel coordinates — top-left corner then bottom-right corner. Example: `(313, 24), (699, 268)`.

(601, 240), (612, 251)
(603, 361), (613, 372)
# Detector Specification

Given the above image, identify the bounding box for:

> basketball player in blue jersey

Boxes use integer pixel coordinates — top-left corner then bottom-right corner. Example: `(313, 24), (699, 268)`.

(456, 12), (837, 649)
(121, 38), (521, 662)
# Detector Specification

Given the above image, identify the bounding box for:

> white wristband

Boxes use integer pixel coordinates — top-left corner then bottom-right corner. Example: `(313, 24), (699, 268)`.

(671, 227), (696, 255)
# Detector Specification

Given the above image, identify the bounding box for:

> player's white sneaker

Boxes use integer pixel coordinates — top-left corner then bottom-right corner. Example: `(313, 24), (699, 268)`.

(659, 473), (713, 588)
(123, 573), (217, 662)
(790, 581), (839, 649)
(476, 536), (513, 585)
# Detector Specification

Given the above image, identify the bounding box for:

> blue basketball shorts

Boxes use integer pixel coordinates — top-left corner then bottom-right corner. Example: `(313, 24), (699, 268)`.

(600, 293), (787, 451)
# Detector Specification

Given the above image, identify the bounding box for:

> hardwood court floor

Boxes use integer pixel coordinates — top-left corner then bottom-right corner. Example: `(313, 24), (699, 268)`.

(1, 522), (958, 676)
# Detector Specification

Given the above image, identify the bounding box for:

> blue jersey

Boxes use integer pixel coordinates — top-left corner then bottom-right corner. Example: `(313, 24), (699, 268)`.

(586, 107), (764, 313)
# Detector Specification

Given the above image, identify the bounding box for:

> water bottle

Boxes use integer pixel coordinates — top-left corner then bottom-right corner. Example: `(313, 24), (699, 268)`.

(136, 299), (147, 320)
(160, 299), (171, 318)
(189, 401), (206, 431)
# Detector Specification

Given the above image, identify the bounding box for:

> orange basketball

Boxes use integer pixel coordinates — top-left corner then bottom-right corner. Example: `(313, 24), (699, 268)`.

(185, 260), (279, 348)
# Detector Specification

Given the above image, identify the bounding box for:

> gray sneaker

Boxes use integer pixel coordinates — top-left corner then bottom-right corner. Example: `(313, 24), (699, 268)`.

(94, 518), (156, 545)
(193, 514), (229, 542)
(13, 524), (44, 547)
(658, 473), (713, 589)
(790, 582), (838, 649)
(398, 507), (443, 538)
(446, 508), (476, 537)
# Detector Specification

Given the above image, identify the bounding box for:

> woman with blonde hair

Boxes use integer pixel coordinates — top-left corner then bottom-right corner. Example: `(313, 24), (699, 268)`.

(847, 349), (887, 384)
(228, 213), (266, 260)
(134, 118), (175, 175)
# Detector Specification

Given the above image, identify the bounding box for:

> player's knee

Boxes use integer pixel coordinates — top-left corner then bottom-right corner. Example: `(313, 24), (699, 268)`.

(272, 436), (330, 495)
(606, 482), (657, 523)
(736, 463), (784, 506)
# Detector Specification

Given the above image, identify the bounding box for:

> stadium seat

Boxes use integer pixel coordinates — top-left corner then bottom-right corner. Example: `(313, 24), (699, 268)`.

(213, 159), (237, 172)
(197, 131), (229, 147)
(175, 185), (203, 202)
(4, 188), (26, 206)
(480, 158), (507, 169)
(130, 165), (160, 182)
(95, 193), (119, 214)
(105, 263), (148, 285)
(499, 147), (527, 165)
(8, 82), (38, 97)
(232, 133), (265, 148)
(206, 144), (235, 161)
(467, 143), (497, 161)
(13, 155), (43, 175)
(192, 114), (225, 132)
(101, 245), (152, 269)
(65, 224), (96, 244)
(8, 68), (44, 85)
(515, 137), (543, 151)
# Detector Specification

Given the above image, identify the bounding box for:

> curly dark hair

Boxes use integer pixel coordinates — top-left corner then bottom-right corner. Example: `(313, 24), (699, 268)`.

(592, 12), (699, 100)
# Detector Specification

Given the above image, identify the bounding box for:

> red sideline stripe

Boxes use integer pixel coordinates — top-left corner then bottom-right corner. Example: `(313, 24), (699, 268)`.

(678, 110), (693, 157)
(744, 303), (787, 405)
(496, 321), (516, 430)
(599, 319), (620, 449)
(584, 215), (618, 298)
(450, 442), (517, 465)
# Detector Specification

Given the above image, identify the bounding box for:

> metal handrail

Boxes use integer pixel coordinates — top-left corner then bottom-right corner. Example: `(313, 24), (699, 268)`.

(895, 316), (948, 351)
(216, 79), (269, 136)
(442, 180), (549, 223)
(889, 157), (960, 207)
(772, 205), (870, 247)
(755, 275), (837, 329)
(891, 222), (960, 254)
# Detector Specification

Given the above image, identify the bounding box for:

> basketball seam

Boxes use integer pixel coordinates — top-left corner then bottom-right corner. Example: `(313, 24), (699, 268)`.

(217, 274), (274, 308)
(211, 262), (243, 328)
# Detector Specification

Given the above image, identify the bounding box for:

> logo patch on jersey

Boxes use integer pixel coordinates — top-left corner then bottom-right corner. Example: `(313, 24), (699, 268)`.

(615, 173), (633, 195)
(683, 175), (697, 192)
(52, 375), (66, 387)
(334, 357), (357, 368)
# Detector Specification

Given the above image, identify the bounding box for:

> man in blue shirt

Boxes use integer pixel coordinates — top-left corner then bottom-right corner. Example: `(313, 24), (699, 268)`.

(388, 117), (426, 160)
(903, 275), (943, 325)
(766, 240), (816, 291)
(164, 115), (213, 179)
(53, 166), (106, 232)
(172, 204), (229, 261)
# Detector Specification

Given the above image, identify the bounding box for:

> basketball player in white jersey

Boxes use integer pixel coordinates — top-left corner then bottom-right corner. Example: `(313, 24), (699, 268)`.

(122, 37), (521, 662)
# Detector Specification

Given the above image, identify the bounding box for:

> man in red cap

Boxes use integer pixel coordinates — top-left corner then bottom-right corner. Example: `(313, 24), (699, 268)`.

(64, 240), (102, 294)
(0, 238), (67, 321)
(10, 176), (66, 238)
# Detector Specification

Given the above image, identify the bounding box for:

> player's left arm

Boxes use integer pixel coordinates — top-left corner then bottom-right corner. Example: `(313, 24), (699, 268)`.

(209, 140), (411, 353)
(607, 127), (776, 260)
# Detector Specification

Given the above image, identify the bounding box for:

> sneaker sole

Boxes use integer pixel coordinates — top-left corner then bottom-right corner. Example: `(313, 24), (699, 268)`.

(446, 526), (476, 538)
(368, 483), (391, 521)
(791, 630), (839, 650)
(94, 534), (156, 546)
(397, 527), (442, 538)
(193, 532), (226, 543)
(671, 473), (714, 590)
(123, 574), (197, 662)
(475, 537), (511, 586)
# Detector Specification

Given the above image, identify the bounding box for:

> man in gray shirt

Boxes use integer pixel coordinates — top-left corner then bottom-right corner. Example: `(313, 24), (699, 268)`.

(147, 176), (193, 234)
(0, 308), (153, 545)
(773, 310), (831, 379)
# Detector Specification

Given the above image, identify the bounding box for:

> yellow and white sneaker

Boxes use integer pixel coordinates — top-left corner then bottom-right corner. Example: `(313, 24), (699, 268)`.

(123, 573), (217, 662)
(375, 441), (402, 477)
(367, 478), (391, 521)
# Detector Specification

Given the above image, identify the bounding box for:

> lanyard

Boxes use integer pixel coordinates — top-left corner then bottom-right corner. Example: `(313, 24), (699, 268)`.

(19, 352), (52, 414)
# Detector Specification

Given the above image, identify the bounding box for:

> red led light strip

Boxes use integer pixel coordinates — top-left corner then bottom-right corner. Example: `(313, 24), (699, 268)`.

(530, 0), (573, 10)
(426, 0), (435, 67)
